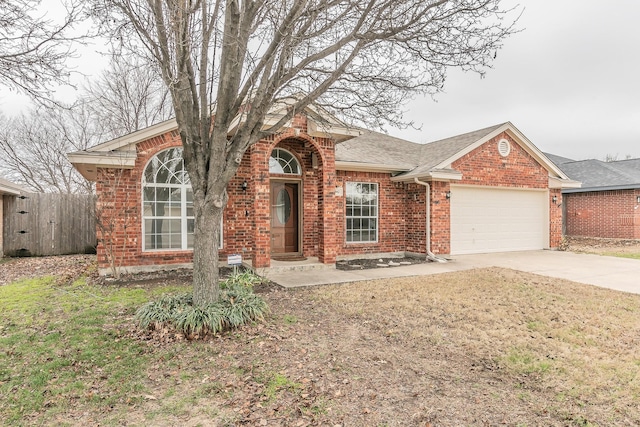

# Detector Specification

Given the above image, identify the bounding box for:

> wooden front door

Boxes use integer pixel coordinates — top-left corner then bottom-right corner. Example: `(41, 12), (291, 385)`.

(270, 182), (299, 254)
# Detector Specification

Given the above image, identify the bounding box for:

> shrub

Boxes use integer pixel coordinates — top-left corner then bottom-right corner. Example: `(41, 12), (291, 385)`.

(135, 272), (269, 338)
(222, 270), (264, 290)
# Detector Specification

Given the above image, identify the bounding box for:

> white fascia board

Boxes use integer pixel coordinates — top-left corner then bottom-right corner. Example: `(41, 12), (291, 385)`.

(549, 176), (581, 189)
(0, 180), (26, 196)
(307, 120), (362, 142)
(68, 151), (137, 181)
(335, 161), (410, 174)
(390, 170), (463, 183)
(67, 151), (137, 167)
(88, 118), (178, 153)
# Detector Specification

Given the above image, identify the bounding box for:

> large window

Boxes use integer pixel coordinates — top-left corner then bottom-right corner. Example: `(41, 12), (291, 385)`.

(142, 148), (194, 251)
(345, 182), (378, 243)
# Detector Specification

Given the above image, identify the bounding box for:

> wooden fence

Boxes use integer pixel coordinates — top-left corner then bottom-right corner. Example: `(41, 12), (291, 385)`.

(2, 193), (96, 256)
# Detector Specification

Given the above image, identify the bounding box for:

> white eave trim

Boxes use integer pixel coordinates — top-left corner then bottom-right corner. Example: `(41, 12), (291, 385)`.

(68, 151), (137, 167)
(549, 176), (581, 189)
(68, 151), (137, 181)
(307, 120), (362, 142)
(391, 169), (463, 183)
(0, 180), (26, 196)
(335, 161), (411, 173)
(86, 118), (178, 153)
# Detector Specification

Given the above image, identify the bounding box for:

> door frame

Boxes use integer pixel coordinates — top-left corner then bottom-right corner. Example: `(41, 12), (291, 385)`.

(269, 177), (303, 257)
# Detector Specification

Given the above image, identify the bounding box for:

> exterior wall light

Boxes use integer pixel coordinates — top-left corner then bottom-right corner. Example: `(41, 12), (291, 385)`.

(445, 191), (451, 199)
(637, 195), (640, 204)
(552, 195), (558, 204)
(241, 180), (248, 191)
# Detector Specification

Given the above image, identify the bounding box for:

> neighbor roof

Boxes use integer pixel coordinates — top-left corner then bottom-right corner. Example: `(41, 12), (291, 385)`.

(555, 157), (640, 193)
(0, 177), (27, 196)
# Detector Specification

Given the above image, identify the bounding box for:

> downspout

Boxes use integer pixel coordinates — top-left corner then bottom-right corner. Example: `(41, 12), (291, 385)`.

(414, 178), (447, 263)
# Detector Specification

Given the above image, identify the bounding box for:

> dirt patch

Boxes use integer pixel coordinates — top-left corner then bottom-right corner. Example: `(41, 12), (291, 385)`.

(0, 254), (96, 286)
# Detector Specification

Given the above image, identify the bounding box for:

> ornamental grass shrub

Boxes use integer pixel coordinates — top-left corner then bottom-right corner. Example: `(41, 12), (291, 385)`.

(135, 272), (268, 338)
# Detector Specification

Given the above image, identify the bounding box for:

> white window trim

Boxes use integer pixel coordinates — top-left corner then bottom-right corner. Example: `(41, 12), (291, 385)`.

(345, 182), (379, 244)
(142, 148), (223, 252)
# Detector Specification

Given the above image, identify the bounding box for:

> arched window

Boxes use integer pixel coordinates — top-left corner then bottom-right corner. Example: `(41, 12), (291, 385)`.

(269, 148), (301, 175)
(142, 148), (194, 251)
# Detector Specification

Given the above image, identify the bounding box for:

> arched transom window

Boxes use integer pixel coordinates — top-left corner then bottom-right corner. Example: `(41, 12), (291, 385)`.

(269, 148), (301, 175)
(142, 148), (194, 251)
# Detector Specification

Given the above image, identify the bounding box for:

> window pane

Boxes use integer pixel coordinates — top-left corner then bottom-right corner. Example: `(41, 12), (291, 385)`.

(345, 182), (378, 243)
(269, 148), (301, 175)
(142, 148), (204, 251)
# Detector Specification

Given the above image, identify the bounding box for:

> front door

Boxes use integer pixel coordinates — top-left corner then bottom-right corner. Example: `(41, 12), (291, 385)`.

(270, 182), (299, 254)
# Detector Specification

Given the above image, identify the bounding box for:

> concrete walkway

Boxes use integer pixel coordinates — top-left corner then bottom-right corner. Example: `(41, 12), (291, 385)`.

(264, 250), (640, 295)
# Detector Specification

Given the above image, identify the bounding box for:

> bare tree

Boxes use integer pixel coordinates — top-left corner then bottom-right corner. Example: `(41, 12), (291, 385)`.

(0, 0), (87, 100)
(82, 55), (173, 139)
(603, 153), (633, 162)
(0, 106), (97, 193)
(0, 53), (177, 193)
(92, 0), (518, 306)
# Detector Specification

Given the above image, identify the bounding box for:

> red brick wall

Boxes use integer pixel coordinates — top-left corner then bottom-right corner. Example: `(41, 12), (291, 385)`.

(549, 189), (563, 247)
(95, 132), (196, 270)
(250, 118), (337, 268)
(95, 114), (338, 271)
(405, 183), (427, 254)
(335, 171), (408, 256)
(452, 133), (548, 189)
(564, 189), (640, 239)
(429, 181), (451, 254)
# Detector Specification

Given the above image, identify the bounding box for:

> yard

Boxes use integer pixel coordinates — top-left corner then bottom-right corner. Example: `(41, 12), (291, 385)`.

(1, 255), (639, 426)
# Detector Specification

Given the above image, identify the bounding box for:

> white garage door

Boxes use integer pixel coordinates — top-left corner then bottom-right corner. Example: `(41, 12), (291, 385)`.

(450, 186), (549, 255)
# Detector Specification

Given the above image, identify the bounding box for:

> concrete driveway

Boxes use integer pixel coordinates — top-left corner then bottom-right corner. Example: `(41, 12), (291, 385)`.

(266, 250), (640, 295)
(452, 250), (640, 295)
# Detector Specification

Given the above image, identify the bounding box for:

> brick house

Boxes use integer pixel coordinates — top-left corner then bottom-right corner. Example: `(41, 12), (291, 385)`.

(548, 155), (640, 239)
(69, 109), (578, 275)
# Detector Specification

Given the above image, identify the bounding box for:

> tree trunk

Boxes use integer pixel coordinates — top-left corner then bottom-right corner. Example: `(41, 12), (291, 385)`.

(192, 199), (224, 307)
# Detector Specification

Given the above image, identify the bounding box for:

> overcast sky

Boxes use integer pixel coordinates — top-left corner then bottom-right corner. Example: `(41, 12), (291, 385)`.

(2, 0), (639, 161)
(389, 0), (640, 161)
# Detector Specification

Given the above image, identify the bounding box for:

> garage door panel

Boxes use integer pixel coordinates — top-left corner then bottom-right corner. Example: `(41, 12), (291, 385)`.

(450, 186), (548, 255)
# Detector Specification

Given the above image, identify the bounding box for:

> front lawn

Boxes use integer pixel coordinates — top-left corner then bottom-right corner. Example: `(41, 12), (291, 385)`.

(1, 259), (639, 426)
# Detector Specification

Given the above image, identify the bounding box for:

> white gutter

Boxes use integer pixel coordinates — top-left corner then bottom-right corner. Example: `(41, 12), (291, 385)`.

(413, 178), (447, 263)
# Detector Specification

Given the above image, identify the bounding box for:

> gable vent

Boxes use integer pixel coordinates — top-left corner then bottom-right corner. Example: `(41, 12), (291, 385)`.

(497, 139), (511, 157)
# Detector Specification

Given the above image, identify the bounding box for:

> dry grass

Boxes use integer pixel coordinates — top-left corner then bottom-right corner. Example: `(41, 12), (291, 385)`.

(310, 268), (640, 425)
(3, 258), (640, 426)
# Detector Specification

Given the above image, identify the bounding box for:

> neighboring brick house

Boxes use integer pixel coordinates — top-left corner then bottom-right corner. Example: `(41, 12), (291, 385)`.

(0, 177), (27, 257)
(548, 155), (640, 239)
(69, 108), (578, 274)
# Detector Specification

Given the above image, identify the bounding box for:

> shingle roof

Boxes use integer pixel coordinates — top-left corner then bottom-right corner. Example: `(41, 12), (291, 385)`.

(554, 158), (640, 190)
(544, 153), (575, 166)
(335, 131), (422, 170)
(335, 123), (506, 177)
(402, 123), (506, 179)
